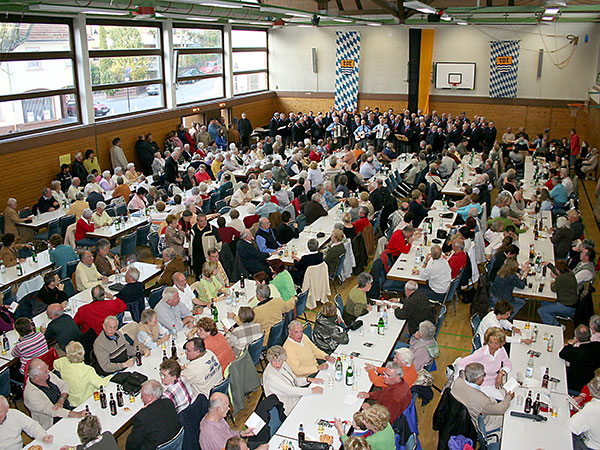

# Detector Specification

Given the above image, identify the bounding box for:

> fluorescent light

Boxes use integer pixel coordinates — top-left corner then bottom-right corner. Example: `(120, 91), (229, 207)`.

(29, 4), (128, 14)
(200, 1), (244, 9)
(541, 15), (554, 21)
(333, 17), (353, 23)
(440, 14), (452, 21)
(404, 1), (436, 14)
(366, 22), (382, 26)
(296, 24), (313, 27)
(544, 7), (560, 14)
(157, 13), (219, 21)
(456, 19), (468, 25)
(287, 11), (313, 18)
(228, 19), (270, 25)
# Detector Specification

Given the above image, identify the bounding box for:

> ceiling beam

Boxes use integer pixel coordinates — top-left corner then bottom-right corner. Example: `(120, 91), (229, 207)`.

(397, 0), (405, 23)
(335, 0), (344, 10)
(370, 0), (400, 19)
(354, 0), (363, 11)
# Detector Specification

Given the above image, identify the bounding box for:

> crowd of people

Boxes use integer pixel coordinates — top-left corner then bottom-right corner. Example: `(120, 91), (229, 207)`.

(1, 104), (599, 450)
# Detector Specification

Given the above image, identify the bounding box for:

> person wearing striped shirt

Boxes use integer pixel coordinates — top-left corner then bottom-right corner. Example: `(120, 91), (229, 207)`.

(159, 358), (196, 413)
(11, 318), (49, 376)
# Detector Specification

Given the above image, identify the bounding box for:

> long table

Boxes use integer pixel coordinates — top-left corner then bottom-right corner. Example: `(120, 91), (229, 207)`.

(0, 250), (53, 290)
(500, 320), (572, 450)
(86, 215), (149, 241)
(386, 200), (457, 283)
(270, 203), (343, 265)
(441, 155), (483, 197)
(0, 262), (161, 370)
(271, 310), (405, 449)
(20, 208), (66, 231)
(512, 210), (557, 303)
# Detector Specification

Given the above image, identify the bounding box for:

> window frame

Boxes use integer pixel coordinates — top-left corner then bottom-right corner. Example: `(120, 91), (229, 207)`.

(231, 27), (269, 96)
(86, 18), (166, 120)
(172, 23), (225, 106)
(0, 15), (81, 139)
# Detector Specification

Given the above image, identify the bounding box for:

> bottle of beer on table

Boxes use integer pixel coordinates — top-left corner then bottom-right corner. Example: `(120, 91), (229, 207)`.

(171, 339), (178, 360)
(135, 346), (142, 366)
(542, 368), (550, 389)
(298, 424), (305, 445)
(109, 393), (117, 416)
(524, 391), (532, 413)
(116, 386), (124, 407)
(99, 387), (107, 409)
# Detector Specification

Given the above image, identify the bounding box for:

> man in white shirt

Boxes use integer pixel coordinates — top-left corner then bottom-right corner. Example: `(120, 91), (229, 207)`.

(476, 300), (532, 345)
(0, 395), (53, 448)
(359, 157), (377, 180)
(67, 177), (82, 201)
(569, 376), (600, 450)
(172, 271), (197, 311)
(561, 167), (574, 196)
(414, 245), (451, 303)
(230, 184), (252, 208)
(181, 337), (223, 399)
(155, 287), (194, 332)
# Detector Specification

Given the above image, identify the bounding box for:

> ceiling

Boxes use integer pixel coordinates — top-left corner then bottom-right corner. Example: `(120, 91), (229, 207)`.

(4, 0), (600, 26)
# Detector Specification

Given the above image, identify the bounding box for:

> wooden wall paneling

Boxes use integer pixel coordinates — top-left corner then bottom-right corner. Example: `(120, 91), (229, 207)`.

(231, 97), (276, 129)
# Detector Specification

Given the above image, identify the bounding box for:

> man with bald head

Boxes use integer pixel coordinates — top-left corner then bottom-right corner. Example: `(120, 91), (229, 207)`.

(41, 303), (82, 353)
(24, 359), (86, 429)
(126, 380), (182, 450)
(199, 392), (255, 450)
(93, 316), (138, 376)
(0, 394), (53, 447)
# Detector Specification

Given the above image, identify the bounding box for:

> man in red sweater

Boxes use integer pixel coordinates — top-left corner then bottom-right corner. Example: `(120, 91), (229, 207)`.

(74, 285), (127, 335)
(387, 226), (417, 258)
(353, 207), (371, 234)
(358, 362), (411, 424)
(75, 208), (98, 247)
(569, 128), (580, 168)
(447, 238), (467, 279)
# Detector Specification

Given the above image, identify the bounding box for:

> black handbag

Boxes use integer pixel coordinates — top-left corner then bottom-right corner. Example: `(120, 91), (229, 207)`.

(110, 371), (148, 395)
(301, 441), (332, 450)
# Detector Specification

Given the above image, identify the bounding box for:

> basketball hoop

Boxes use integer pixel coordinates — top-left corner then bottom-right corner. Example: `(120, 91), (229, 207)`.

(567, 103), (587, 118)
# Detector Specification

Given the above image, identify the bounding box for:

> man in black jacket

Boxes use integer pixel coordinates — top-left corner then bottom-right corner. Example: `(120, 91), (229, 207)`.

(37, 272), (68, 307)
(292, 238), (323, 285)
(394, 280), (436, 336)
(37, 188), (60, 213)
(164, 148), (182, 186)
(135, 135), (155, 176)
(237, 229), (270, 275)
(559, 324), (600, 393)
(126, 379), (182, 450)
(42, 304), (82, 352)
(71, 152), (88, 185)
(276, 211), (299, 245)
(115, 266), (145, 322)
(237, 113), (253, 148)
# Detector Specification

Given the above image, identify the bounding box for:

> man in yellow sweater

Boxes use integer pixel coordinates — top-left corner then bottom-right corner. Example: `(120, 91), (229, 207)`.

(283, 320), (336, 377)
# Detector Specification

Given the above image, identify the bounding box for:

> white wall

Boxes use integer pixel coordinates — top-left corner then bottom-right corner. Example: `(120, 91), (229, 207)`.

(269, 23), (600, 100)
(269, 25), (409, 94)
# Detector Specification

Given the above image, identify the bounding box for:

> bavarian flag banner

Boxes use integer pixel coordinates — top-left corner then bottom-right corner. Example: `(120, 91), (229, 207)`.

(489, 40), (520, 98)
(335, 31), (361, 110)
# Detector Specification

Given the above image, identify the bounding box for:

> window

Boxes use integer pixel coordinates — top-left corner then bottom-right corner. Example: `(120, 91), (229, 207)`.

(173, 25), (224, 105)
(86, 20), (164, 118)
(231, 28), (268, 95)
(0, 18), (79, 138)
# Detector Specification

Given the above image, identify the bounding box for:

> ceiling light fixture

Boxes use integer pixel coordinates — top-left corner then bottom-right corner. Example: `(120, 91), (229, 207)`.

(544, 7), (559, 15)
(456, 19), (468, 25)
(199, 1), (244, 9)
(287, 11), (313, 18)
(404, 1), (436, 15)
(541, 15), (555, 21)
(29, 4), (129, 14)
(157, 12), (219, 21)
(440, 14), (452, 21)
(366, 22), (382, 26)
(333, 17), (353, 23)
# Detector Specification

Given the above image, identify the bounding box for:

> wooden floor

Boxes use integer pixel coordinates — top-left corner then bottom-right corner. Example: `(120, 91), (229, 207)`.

(24, 178), (600, 450)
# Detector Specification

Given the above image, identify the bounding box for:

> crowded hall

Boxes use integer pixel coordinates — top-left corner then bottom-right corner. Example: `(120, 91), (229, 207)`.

(1, 2), (600, 450)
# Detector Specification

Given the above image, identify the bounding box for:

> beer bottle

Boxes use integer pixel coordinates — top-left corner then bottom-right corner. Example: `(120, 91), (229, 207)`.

(109, 393), (117, 416)
(171, 339), (178, 360)
(524, 391), (532, 413)
(135, 346), (142, 366)
(99, 387), (107, 409)
(116, 386), (124, 407)
(542, 368), (550, 389)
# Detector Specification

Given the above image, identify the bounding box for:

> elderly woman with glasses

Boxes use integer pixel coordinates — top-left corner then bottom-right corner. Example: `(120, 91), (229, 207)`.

(262, 345), (324, 415)
(53, 341), (111, 407)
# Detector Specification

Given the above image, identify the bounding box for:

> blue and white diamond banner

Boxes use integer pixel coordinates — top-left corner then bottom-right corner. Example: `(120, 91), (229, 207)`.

(335, 31), (360, 110)
(489, 40), (520, 98)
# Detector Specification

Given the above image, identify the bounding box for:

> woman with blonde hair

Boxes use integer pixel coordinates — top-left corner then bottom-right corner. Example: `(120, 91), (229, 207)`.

(347, 197), (360, 222)
(456, 327), (511, 388)
(307, 160), (324, 188)
(190, 261), (224, 304)
(345, 436), (372, 450)
(358, 191), (375, 218)
(189, 317), (235, 373)
(53, 341), (111, 406)
(489, 256), (528, 318)
(335, 404), (395, 450)
(342, 212), (357, 239)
